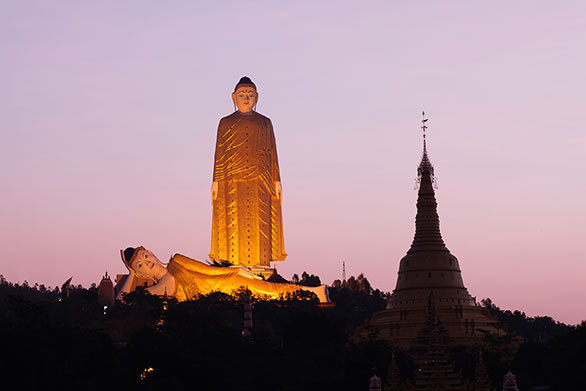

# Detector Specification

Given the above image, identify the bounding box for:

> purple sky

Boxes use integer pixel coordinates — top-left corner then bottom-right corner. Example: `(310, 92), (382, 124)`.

(2, 2), (585, 324)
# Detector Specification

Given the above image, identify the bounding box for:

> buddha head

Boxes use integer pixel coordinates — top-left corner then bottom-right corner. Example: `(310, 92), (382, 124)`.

(232, 76), (258, 113)
(122, 246), (166, 281)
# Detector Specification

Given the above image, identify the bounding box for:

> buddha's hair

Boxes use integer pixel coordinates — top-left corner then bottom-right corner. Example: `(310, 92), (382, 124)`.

(123, 247), (136, 264)
(234, 76), (256, 92)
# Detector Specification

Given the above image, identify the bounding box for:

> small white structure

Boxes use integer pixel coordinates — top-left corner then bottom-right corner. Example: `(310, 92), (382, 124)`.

(369, 372), (382, 391)
(502, 371), (519, 391)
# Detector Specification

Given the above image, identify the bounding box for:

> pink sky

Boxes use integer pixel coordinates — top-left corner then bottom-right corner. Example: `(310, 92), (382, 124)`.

(1, 2), (585, 324)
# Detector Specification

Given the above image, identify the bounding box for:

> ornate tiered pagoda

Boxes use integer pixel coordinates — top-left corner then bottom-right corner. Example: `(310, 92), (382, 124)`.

(97, 271), (115, 307)
(369, 113), (502, 348)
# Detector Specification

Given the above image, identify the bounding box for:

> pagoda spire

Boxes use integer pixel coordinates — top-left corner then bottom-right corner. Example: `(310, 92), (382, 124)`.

(408, 112), (448, 253)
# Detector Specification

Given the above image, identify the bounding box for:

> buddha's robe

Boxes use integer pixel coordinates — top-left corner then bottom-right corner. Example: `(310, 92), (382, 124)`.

(166, 254), (328, 301)
(210, 111), (286, 267)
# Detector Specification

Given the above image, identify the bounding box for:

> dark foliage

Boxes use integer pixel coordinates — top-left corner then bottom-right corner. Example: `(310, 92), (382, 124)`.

(328, 274), (390, 329)
(479, 298), (585, 390)
(266, 271), (289, 283)
(481, 298), (570, 342)
(1, 276), (585, 390)
(297, 271), (322, 287)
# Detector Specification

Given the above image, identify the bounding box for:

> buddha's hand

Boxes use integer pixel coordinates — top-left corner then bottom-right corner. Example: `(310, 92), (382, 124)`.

(121, 252), (135, 276)
(275, 181), (282, 200)
(212, 181), (218, 201)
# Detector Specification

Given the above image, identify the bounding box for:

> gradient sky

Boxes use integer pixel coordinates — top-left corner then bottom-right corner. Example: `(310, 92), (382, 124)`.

(1, 1), (585, 324)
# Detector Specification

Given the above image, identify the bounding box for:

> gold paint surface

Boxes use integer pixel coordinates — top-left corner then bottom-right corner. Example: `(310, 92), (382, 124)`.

(210, 111), (286, 266)
(168, 254), (301, 301)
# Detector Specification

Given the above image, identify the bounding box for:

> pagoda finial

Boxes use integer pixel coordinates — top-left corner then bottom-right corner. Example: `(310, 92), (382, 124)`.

(421, 110), (428, 147)
(416, 111), (436, 190)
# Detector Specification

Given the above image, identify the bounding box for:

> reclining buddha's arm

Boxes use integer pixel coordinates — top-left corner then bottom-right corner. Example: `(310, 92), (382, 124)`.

(144, 272), (176, 296)
(116, 271), (135, 301)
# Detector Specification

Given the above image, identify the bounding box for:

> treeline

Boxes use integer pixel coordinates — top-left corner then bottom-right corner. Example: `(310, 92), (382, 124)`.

(477, 298), (586, 389)
(480, 298), (571, 342)
(1, 274), (585, 390)
(0, 272), (390, 390)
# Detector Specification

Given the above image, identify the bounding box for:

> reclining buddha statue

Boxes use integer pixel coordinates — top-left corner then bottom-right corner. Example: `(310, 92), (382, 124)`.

(115, 246), (329, 303)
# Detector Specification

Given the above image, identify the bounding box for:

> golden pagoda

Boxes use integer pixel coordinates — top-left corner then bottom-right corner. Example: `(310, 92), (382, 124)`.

(369, 113), (502, 348)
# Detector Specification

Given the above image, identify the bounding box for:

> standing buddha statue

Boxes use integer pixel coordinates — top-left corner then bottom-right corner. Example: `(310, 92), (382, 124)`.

(209, 77), (287, 269)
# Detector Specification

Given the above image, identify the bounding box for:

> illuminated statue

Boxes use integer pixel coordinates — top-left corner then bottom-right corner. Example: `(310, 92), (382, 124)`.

(210, 77), (286, 269)
(115, 247), (328, 302)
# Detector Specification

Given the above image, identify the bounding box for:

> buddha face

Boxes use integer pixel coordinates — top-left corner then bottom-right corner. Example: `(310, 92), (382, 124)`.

(129, 247), (165, 280)
(232, 87), (258, 113)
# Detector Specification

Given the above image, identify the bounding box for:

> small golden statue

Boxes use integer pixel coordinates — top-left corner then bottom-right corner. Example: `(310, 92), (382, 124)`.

(210, 77), (286, 269)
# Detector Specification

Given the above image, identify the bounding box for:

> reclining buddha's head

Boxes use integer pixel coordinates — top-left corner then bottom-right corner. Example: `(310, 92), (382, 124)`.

(122, 246), (166, 281)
